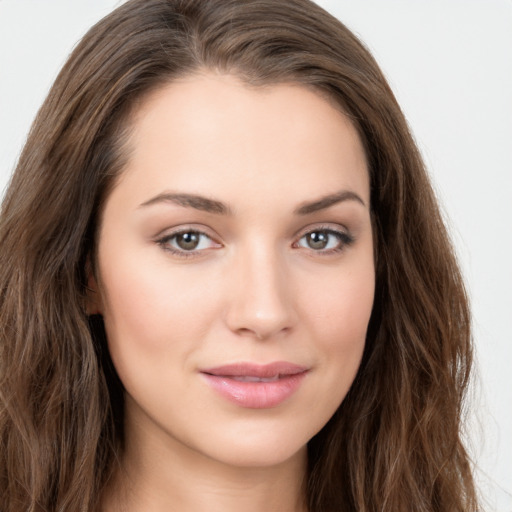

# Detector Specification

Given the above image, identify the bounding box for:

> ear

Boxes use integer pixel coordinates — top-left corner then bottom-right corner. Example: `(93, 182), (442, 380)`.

(85, 258), (103, 315)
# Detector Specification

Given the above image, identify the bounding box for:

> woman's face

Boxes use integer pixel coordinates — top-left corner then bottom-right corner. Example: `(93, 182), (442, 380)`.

(90, 73), (375, 470)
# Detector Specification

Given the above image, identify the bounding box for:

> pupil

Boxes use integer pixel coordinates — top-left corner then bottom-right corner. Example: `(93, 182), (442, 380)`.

(308, 231), (328, 249)
(177, 232), (199, 250)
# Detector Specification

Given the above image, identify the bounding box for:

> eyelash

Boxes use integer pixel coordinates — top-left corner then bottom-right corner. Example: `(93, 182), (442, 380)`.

(156, 228), (220, 259)
(156, 225), (354, 259)
(294, 226), (355, 255)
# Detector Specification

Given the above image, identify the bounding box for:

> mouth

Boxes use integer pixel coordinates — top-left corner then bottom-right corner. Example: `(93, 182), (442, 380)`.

(225, 375), (281, 382)
(200, 362), (309, 409)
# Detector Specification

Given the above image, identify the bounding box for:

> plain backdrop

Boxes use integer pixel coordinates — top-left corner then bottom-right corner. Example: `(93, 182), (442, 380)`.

(1, 1), (511, 510)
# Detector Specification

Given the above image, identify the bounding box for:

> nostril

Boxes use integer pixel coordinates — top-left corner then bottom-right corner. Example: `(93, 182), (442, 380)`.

(235, 326), (266, 340)
(224, 256), (297, 339)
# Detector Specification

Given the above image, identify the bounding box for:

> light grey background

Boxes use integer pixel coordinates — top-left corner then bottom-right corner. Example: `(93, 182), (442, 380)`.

(1, 1), (511, 509)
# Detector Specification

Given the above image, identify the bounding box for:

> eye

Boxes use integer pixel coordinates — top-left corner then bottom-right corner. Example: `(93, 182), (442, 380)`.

(296, 228), (353, 253)
(157, 229), (221, 256)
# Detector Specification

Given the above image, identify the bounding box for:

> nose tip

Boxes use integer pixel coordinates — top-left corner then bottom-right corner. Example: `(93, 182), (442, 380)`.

(225, 254), (296, 340)
(232, 311), (292, 341)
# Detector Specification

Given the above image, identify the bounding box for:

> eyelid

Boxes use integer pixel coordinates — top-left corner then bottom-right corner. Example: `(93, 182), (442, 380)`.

(155, 225), (223, 258)
(153, 222), (214, 239)
(154, 222), (354, 259)
(292, 223), (355, 254)
(293, 222), (351, 240)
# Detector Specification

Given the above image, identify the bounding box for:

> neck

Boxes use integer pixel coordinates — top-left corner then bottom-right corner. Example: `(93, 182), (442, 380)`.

(101, 413), (308, 512)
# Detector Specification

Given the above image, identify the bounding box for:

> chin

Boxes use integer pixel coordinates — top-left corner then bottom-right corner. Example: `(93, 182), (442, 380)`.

(190, 418), (318, 470)
(210, 440), (307, 470)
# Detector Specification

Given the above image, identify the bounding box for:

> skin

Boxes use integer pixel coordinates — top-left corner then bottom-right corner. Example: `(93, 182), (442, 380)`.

(89, 73), (375, 512)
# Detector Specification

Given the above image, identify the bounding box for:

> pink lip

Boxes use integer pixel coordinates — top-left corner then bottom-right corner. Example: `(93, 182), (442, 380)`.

(200, 362), (308, 409)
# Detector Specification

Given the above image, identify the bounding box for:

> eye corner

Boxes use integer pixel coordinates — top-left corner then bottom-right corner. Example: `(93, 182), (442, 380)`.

(294, 226), (355, 255)
(156, 227), (223, 259)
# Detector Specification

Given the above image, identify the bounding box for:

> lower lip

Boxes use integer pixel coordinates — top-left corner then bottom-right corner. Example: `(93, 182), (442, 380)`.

(201, 372), (307, 409)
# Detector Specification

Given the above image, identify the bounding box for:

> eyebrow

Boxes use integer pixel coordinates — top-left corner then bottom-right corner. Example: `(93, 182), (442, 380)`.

(139, 192), (232, 215)
(138, 189), (366, 216)
(294, 190), (366, 215)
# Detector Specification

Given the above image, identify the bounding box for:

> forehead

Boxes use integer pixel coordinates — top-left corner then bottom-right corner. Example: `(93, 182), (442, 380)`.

(111, 73), (369, 211)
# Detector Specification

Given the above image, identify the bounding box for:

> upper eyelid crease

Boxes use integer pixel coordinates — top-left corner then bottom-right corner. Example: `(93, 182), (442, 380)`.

(157, 224), (351, 243)
(158, 229), (218, 244)
(157, 230), (221, 256)
(297, 228), (354, 243)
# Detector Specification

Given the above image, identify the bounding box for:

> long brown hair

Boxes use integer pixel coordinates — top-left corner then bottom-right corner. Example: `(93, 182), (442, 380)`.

(0, 0), (477, 510)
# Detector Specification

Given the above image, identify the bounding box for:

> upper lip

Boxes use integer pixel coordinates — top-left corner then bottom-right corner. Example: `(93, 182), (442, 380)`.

(200, 361), (308, 378)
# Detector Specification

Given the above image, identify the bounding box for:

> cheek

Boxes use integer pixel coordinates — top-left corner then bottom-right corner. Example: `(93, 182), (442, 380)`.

(305, 263), (375, 344)
(291, 263), (374, 439)
(100, 245), (217, 333)
(301, 258), (375, 396)
(97, 261), (222, 414)
(96, 249), (217, 380)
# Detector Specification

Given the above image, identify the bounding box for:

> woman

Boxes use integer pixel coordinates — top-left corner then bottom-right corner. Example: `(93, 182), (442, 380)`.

(0, 0), (478, 510)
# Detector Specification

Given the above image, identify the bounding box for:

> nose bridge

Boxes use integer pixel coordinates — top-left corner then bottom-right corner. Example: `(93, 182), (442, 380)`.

(226, 237), (295, 339)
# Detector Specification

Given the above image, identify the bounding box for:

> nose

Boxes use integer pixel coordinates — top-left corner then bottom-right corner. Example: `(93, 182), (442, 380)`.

(224, 244), (297, 340)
